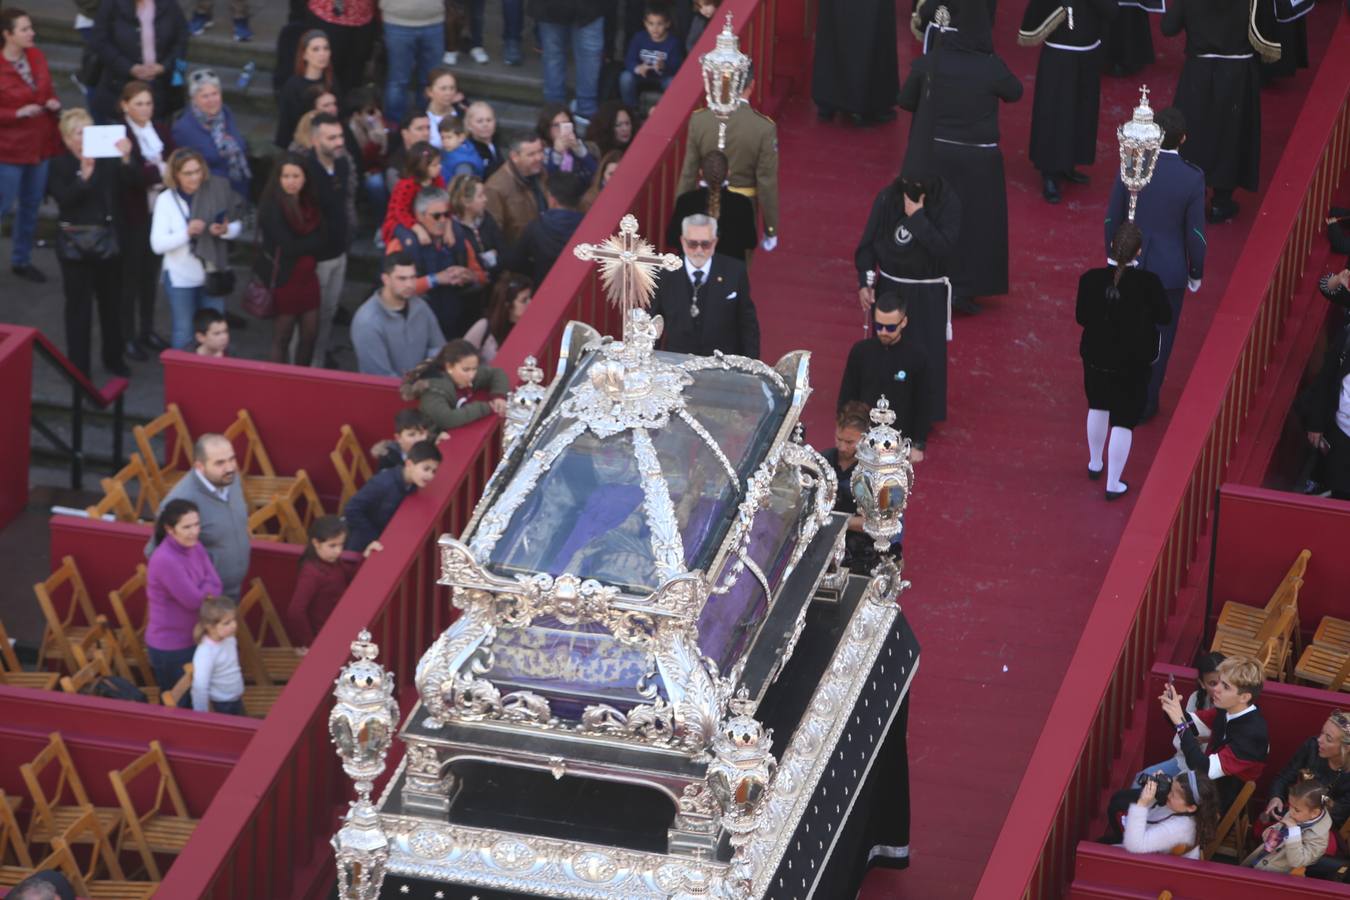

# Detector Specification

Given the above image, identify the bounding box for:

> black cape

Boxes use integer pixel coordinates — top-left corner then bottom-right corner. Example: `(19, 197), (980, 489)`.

(898, 0), (1021, 298)
(1161, 0), (1264, 192)
(1027, 0), (1116, 174)
(811, 0), (901, 116)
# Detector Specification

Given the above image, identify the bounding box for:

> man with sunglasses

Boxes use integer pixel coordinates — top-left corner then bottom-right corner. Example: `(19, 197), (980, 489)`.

(838, 292), (930, 461)
(650, 214), (759, 359)
(386, 185), (475, 340)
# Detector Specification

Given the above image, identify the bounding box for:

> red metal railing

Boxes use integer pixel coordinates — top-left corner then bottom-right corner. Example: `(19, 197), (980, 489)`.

(974, 18), (1350, 900)
(159, 2), (791, 895)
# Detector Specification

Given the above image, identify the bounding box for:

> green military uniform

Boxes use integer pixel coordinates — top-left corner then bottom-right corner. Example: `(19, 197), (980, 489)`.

(677, 102), (780, 238)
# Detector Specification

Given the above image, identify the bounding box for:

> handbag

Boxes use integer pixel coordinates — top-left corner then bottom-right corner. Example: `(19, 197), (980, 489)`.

(56, 218), (119, 262)
(243, 250), (280, 319)
(204, 267), (237, 297)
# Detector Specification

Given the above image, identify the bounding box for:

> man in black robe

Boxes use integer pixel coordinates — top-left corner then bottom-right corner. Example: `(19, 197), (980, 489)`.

(1023, 0), (1117, 203)
(811, 0), (900, 125)
(899, 0), (1021, 315)
(1256, 0), (1309, 83)
(1162, 0), (1274, 222)
(1104, 2), (1156, 77)
(855, 159), (960, 423)
(838, 293), (932, 458)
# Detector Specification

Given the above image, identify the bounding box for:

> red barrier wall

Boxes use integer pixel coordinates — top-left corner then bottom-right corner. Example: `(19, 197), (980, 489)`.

(160, 350), (412, 502)
(1071, 842), (1350, 899)
(43, 514), (352, 638)
(0, 326), (34, 529)
(0, 685), (256, 816)
(1211, 484), (1350, 643)
(1144, 664), (1350, 805)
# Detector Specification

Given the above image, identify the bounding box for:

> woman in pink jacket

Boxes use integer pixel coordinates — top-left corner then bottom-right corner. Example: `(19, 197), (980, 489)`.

(147, 498), (223, 704)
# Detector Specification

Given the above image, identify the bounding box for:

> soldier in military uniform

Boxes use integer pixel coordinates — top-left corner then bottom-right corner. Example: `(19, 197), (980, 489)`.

(676, 73), (780, 252)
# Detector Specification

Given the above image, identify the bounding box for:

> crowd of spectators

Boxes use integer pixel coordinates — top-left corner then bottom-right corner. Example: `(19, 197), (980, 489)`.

(0, 0), (734, 381)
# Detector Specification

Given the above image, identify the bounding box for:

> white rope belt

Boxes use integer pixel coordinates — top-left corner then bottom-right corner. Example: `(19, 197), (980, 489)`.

(1046, 39), (1102, 51)
(878, 271), (953, 341)
(934, 137), (999, 149)
(1196, 52), (1254, 59)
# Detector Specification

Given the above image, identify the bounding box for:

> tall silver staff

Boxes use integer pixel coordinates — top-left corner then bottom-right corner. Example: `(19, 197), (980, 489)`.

(1117, 85), (1163, 222)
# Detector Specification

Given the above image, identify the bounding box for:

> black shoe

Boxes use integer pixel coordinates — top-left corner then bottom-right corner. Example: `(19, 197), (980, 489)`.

(11, 263), (45, 283)
(105, 360), (131, 377)
(953, 296), (982, 315)
(140, 331), (169, 351)
(124, 340), (149, 362)
(1088, 465), (1103, 481)
(1207, 199), (1240, 223)
(1061, 169), (1090, 185)
(1042, 176), (1061, 204)
(1105, 481), (1130, 501)
(225, 311), (248, 330)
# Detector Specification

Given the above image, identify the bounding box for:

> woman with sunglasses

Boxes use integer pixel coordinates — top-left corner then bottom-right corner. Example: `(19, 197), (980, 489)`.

(171, 69), (251, 199)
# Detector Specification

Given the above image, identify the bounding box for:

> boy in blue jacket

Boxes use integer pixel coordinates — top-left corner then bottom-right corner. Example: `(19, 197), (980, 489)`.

(620, 3), (683, 108)
(343, 440), (442, 553)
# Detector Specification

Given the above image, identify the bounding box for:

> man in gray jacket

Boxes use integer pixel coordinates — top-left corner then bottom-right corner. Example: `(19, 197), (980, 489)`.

(353, 252), (447, 378)
(149, 434), (251, 599)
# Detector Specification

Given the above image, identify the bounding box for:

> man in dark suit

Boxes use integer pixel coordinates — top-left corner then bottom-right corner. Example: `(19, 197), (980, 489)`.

(1103, 107), (1207, 420)
(650, 214), (760, 358)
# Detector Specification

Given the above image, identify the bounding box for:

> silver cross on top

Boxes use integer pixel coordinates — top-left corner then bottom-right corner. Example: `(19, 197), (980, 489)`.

(573, 214), (682, 317)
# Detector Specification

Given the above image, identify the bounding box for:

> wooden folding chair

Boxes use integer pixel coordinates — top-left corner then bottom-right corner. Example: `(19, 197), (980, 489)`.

(0, 790), (33, 883)
(246, 471), (320, 545)
(240, 684), (284, 718)
(1295, 642), (1350, 691)
(53, 809), (158, 899)
(1212, 605), (1297, 682)
(236, 579), (299, 683)
(108, 565), (155, 686)
(19, 733), (122, 848)
(108, 740), (198, 881)
(66, 626), (162, 705)
(85, 454), (161, 524)
(58, 647), (111, 696)
(33, 557), (101, 673)
(330, 424), (373, 512)
(283, 469), (324, 535)
(1201, 780), (1256, 861)
(0, 618), (59, 691)
(225, 408), (302, 510)
(1313, 615), (1350, 652)
(160, 663), (194, 708)
(1215, 549), (1310, 650)
(133, 403), (194, 498)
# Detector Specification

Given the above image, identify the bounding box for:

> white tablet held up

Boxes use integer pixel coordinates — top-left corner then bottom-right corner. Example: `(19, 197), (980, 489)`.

(81, 124), (127, 159)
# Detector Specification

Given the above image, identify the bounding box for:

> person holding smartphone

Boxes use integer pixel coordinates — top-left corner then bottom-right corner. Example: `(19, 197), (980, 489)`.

(535, 104), (596, 184)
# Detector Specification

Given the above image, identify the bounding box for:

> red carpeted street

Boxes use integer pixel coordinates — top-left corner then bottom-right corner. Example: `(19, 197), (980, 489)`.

(751, 2), (1340, 895)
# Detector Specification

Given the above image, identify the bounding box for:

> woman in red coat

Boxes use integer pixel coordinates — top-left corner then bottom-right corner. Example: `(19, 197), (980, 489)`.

(0, 8), (62, 283)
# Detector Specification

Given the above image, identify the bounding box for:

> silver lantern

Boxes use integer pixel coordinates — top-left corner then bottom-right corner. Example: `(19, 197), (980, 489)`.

(1117, 85), (1163, 223)
(706, 687), (776, 849)
(503, 355), (548, 452)
(850, 396), (915, 558)
(700, 13), (752, 151)
(329, 630), (398, 900)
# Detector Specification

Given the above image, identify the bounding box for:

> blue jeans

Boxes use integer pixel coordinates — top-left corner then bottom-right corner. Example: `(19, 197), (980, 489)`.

(1133, 756), (1184, 785)
(538, 17), (605, 118)
(362, 170), (388, 217)
(147, 645), (196, 708)
(502, 0), (524, 41)
(619, 71), (673, 107)
(164, 275), (225, 350)
(210, 698), (247, 716)
(383, 22), (446, 125)
(0, 159), (49, 267)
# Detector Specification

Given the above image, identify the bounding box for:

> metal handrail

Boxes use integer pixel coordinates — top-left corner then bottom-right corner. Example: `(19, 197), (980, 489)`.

(973, 17), (1350, 899)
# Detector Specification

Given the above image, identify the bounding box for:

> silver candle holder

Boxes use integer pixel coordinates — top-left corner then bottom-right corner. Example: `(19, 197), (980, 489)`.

(1117, 85), (1163, 222)
(329, 630), (399, 900)
(849, 396), (915, 561)
(503, 355), (548, 452)
(700, 13), (752, 151)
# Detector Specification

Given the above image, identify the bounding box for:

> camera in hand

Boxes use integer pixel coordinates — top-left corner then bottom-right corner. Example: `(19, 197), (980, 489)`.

(1135, 771), (1172, 805)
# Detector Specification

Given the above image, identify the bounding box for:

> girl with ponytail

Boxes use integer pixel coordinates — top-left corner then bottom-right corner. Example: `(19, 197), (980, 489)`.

(1075, 221), (1171, 500)
(1244, 770), (1334, 872)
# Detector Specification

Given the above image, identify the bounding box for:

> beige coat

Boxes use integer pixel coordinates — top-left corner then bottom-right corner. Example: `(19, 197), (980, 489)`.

(1242, 811), (1332, 873)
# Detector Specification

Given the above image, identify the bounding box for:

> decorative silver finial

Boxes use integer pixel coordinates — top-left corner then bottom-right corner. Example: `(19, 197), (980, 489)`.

(330, 630), (398, 900)
(503, 355), (548, 451)
(850, 396), (915, 559)
(1117, 84), (1163, 223)
(700, 13), (752, 150)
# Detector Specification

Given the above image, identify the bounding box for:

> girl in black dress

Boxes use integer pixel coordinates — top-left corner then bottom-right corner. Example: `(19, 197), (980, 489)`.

(1076, 222), (1172, 499)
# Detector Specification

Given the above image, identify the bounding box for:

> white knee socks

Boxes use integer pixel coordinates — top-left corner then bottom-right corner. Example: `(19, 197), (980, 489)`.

(1106, 426), (1133, 493)
(1086, 409), (1109, 472)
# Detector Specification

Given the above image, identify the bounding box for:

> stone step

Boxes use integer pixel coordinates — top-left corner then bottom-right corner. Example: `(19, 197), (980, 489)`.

(30, 9), (548, 111)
